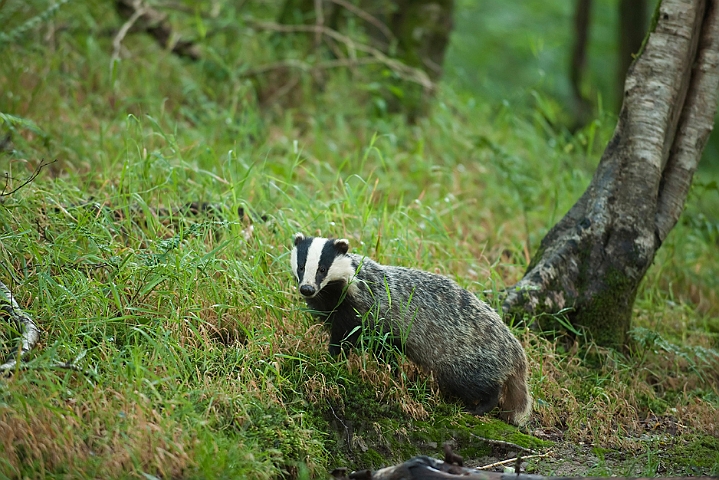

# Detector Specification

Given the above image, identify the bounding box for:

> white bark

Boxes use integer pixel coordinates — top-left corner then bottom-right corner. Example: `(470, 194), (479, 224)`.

(656, 0), (719, 241)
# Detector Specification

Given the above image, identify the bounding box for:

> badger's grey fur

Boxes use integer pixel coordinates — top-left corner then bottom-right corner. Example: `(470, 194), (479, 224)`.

(290, 233), (532, 426)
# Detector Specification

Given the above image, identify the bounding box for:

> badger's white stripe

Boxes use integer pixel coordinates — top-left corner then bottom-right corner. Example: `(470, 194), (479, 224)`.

(301, 237), (325, 288)
(290, 246), (299, 280)
(321, 254), (355, 290)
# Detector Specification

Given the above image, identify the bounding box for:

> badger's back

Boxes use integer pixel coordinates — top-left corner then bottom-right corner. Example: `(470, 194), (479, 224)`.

(347, 258), (525, 374)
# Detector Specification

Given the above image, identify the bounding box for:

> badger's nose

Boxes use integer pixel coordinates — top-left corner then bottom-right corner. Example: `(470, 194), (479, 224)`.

(299, 285), (316, 297)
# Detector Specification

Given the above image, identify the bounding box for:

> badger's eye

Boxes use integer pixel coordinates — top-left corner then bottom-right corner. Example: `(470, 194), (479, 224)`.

(318, 266), (327, 274)
(298, 266), (305, 273)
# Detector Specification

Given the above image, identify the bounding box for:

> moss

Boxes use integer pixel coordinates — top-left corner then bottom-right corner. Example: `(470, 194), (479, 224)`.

(637, 394), (669, 416)
(324, 411), (551, 471)
(663, 435), (719, 475)
(636, 0), (663, 60)
(525, 244), (546, 272)
(279, 344), (551, 473)
(573, 265), (636, 349)
(356, 449), (388, 470)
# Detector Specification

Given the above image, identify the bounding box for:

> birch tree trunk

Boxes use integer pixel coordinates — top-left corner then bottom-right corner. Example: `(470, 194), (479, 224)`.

(502, 0), (719, 348)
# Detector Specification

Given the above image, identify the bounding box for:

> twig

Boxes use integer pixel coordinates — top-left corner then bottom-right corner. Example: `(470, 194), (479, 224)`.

(0, 279), (41, 370)
(469, 433), (536, 454)
(314, 0), (324, 47)
(0, 159), (56, 197)
(327, 401), (353, 450)
(264, 75), (301, 105)
(114, 0), (201, 61)
(111, 0), (147, 71)
(0, 360), (96, 377)
(328, 0), (394, 43)
(240, 57), (379, 78)
(476, 452), (552, 471)
(249, 20), (434, 91)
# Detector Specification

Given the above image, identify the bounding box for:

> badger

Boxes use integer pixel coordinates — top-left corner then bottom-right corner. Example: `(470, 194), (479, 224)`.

(290, 233), (532, 426)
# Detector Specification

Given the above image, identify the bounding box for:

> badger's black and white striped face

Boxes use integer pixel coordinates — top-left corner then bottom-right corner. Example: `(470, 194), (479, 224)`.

(291, 233), (355, 298)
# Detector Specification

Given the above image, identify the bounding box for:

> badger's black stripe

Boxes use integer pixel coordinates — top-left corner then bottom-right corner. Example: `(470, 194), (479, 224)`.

(294, 236), (311, 276)
(316, 239), (339, 284)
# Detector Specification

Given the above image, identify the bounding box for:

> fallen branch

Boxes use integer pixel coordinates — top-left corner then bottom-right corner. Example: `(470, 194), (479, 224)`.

(240, 57), (382, 78)
(334, 453), (719, 480)
(1, 359), (96, 377)
(469, 433), (536, 454)
(111, 0), (147, 70)
(0, 279), (40, 371)
(114, 0), (201, 60)
(476, 452), (552, 471)
(249, 20), (434, 91)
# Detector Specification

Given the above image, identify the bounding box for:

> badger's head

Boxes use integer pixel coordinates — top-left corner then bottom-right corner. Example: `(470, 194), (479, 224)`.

(291, 233), (355, 298)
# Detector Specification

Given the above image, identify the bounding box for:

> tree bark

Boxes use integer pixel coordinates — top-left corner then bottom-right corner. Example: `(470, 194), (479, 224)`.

(570, 0), (593, 129)
(384, 0), (453, 120)
(502, 0), (719, 348)
(386, 0), (453, 82)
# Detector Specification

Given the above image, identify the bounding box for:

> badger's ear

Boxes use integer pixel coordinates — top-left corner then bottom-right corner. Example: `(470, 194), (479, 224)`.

(293, 232), (305, 246)
(334, 238), (349, 254)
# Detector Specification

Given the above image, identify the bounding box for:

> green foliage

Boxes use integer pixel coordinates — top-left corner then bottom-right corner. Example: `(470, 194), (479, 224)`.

(0, 0), (72, 46)
(0, 0), (717, 477)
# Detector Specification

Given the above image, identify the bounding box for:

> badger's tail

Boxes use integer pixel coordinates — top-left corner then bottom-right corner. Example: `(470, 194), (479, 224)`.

(498, 363), (533, 427)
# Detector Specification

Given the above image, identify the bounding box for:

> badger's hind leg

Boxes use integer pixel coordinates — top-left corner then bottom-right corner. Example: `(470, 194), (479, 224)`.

(468, 388), (500, 416)
(445, 378), (501, 416)
(498, 369), (533, 427)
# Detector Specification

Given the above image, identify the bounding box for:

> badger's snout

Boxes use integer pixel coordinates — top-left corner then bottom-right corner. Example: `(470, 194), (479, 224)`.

(299, 284), (316, 297)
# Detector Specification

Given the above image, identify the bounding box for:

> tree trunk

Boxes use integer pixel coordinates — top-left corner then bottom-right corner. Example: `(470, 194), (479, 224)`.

(502, 0), (719, 348)
(387, 0), (453, 120)
(348, 0), (454, 119)
(570, 0), (593, 129)
(277, 0), (453, 119)
(617, 0), (648, 111)
(387, 0), (453, 82)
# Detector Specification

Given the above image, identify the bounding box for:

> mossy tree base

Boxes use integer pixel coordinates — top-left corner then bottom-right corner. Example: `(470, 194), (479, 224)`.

(503, 0), (719, 348)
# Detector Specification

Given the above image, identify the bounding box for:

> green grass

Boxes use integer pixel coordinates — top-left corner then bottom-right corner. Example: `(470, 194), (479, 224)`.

(0, 1), (718, 478)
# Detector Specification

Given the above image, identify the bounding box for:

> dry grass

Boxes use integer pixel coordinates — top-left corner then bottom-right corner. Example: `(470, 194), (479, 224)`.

(524, 330), (719, 449)
(0, 383), (193, 478)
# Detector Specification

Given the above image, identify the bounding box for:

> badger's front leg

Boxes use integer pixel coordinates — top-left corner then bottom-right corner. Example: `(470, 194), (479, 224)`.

(328, 317), (361, 356)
